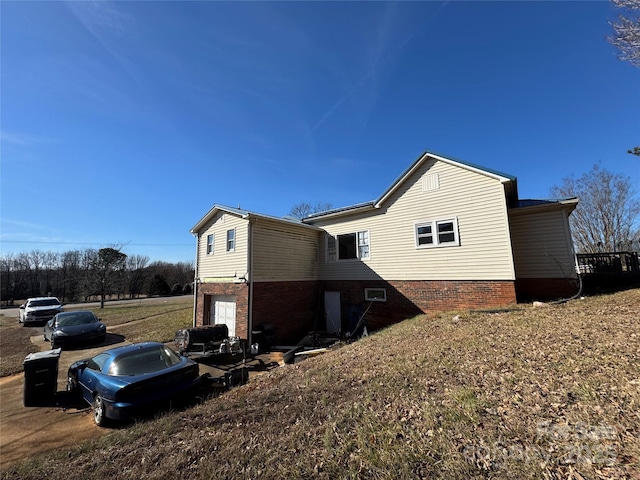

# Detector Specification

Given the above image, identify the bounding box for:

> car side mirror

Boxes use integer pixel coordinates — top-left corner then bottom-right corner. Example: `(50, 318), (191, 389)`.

(73, 360), (88, 371)
(19, 305), (25, 309)
(47, 320), (54, 328)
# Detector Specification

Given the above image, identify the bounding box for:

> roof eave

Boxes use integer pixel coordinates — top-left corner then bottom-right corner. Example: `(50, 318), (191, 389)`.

(509, 197), (579, 216)
(303, 202), (377, 222)
(191, 204), (323, 234)
(190, 205), (249, 234)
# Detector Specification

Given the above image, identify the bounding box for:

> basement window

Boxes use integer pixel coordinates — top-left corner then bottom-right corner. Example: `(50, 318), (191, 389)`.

(365, 288), (386, 302)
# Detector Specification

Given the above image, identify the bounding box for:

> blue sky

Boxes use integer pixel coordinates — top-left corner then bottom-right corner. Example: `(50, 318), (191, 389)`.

(1, 1), (638, 263)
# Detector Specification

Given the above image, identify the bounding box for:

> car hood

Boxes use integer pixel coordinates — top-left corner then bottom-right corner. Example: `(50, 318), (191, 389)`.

(27, 305), (62, 312)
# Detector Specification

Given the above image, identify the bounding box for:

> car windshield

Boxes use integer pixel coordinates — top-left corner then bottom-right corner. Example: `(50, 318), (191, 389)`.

(109, 345), (182, 376)
(30, 299), (60, 307)
(57, 312), (96, 327)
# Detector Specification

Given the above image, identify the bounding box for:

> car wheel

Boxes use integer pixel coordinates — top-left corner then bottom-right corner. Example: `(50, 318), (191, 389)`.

(93, 394), (106, 426)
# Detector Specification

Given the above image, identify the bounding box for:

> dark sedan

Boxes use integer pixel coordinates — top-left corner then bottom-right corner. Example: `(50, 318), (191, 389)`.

(44, 311), (107, 349)
(67, 342), (201, 426)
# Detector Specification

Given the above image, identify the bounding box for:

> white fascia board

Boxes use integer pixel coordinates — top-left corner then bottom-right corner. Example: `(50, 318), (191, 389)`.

(190, 204), (249, 234)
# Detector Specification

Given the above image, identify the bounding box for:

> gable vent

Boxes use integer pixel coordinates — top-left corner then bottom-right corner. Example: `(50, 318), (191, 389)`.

(423, 174), (440, 192)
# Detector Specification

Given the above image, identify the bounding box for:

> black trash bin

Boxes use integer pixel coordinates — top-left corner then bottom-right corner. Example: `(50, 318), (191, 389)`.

(251, 323), (276, 352)
(23, 348), (61, 407)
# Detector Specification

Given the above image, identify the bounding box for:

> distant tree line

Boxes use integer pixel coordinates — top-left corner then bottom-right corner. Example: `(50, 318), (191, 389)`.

(0, 247), (194, 306)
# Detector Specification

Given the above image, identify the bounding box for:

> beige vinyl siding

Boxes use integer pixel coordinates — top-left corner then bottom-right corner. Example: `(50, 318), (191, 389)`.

(251, 220), (319, 282)
(313, 159), (516, 281)
(197, 212), (249, 279)
(510, 208), (577, 278)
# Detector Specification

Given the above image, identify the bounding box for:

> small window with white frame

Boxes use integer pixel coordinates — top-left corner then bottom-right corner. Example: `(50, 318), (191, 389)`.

(365, 288), (386, 302)
(415, 218), (459, 248)
(206, 234), (214, 255)
(226, 228), (235, 252)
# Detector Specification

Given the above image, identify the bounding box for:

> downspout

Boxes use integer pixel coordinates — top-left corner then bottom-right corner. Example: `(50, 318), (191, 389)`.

(192, 232), (199, 328)
(247, 220), (254, 346)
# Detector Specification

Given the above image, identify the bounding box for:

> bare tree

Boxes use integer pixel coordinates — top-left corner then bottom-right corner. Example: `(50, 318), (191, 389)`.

(0, 253), (15, 305)
(550, 164), (640, 253)
(126, 254), (150, 299)
(610, 0), (640, 157)
(91, 247), (127, 308)
(1, 247), (195, 303)
(61, 250), (82, 302)
(42, 251), (60, 296)
(29, 250), (46, 296)
(12, 253), (32, 300)
(609, 0), (640, 67)
(289, 202), (334, 220)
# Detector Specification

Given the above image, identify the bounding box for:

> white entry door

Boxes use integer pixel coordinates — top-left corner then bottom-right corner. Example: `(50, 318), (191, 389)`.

(209, 295), (236, 336)
(324, 291), (341, 333)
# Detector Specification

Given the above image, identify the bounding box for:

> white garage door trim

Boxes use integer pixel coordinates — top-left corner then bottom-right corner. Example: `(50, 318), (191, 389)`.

(209, 295), (236, 336)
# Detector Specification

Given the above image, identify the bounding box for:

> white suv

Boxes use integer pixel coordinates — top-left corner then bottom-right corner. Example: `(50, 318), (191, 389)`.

(19, 297), (63, 327)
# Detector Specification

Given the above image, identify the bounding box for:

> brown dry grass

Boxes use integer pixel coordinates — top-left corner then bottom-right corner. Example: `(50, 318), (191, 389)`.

(0, 316), (39, 377)
(2, 289), (639, 479)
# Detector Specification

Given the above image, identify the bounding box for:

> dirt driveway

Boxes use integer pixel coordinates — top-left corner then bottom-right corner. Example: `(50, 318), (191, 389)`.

(0, 325), (282, 470)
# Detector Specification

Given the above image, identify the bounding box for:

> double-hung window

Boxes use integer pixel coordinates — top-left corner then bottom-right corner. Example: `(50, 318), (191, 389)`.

(415, 218), (459, 248)
(206, 234), (214, 255)
(357, 231), (370, 259)
(226, 229), (235, 252)
(327, 230), (370, 261)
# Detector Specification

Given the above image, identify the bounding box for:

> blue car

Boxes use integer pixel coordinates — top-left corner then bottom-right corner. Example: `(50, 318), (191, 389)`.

(67, 342), (201, 426)
(44, 310), (106, 349)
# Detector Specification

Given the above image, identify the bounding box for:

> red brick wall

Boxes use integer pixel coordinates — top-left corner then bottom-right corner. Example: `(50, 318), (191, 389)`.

(195, 278), (518, 344)
(515, 278), (580, 302)
(321, 279), (517, 331)
(195, 282), (249, 339)
(251, 281), (320, 345)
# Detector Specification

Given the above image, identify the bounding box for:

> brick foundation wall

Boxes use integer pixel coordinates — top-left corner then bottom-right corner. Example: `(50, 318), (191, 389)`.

(251, 281), (320, 345)
(321, 279), (517, 331)
(515, 278), (580, 302)
(195, 278), (519, 344)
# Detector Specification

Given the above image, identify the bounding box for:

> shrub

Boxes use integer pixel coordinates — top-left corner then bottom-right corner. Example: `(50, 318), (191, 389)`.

(148, 274), (171, 296)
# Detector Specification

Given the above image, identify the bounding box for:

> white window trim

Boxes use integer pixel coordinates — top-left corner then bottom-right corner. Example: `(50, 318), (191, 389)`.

(415, 218), (460, 248)
(226, 228), (235, 252)
(365, 288), (386, 302)
(206, 234), (214, 255)
(358, 230), (370, 260)
(326, 234), (337, 262)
